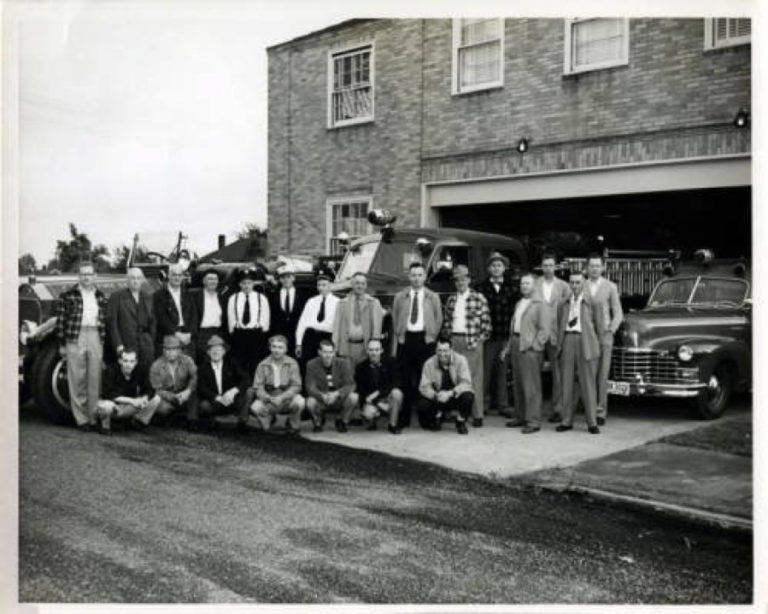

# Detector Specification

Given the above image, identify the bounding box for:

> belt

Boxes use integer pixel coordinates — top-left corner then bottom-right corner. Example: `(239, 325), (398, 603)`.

(565, 330), (581, 334)
(451, 333), (468, 337)
(348, 339), (364, 344)
(511, 333), (520, 337)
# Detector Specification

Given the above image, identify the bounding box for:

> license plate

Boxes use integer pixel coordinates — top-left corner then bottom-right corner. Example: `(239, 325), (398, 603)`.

(607, 380), (630, 396)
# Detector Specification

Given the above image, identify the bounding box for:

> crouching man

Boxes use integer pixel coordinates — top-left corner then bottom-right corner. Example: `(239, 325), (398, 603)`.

(250, 335), (305, 433)
(96, 347), (156, 434)
(305, 339), (358, 433)
(143, 335), (197, 426)
(355, 338), (403, 434)
(190, 335), (254, 433)
(415, 336), (475, 435)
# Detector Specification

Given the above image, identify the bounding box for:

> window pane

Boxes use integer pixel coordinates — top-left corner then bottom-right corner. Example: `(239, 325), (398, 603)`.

(573, 18), (625, 68)
(461, 18), (501, 45)
(460, 40), (501, 87)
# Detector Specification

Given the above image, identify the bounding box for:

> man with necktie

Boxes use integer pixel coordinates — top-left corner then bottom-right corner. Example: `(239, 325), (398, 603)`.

(153, 263), (198, 358)
(106, 266), (156, 373)
(332, 272), (383, 365)
(269, 262), (308, 358)
(192, 269), (229, 363)
(227, 266), (271, 379)
(295, 267), (339, 369)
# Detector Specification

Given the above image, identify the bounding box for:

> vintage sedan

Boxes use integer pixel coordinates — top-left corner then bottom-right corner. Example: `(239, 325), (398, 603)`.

(608, 256), (751, 419)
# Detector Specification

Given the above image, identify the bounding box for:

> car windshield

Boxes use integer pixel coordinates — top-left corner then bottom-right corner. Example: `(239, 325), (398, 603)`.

(649, 277), (748, 306)
(338, 239), (428, 280)
(338, 241), (379, 279)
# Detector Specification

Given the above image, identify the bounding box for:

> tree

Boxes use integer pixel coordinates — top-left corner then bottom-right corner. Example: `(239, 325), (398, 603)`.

(236, 223), (268, 241)
(50, 223), (113, 272)
(18, 253), (37, 275)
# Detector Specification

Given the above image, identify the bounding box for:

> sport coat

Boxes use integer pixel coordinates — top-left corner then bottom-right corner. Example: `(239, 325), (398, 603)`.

(191, 288), (229, 334)
(332, 293), (383, 358)
(268, 287), (310, 348)
(391, 287), (443, 347)
(441, 290), (492, 350)
(588, 277), (624, 340)
(153, 286), (199, 342)
(508, 296), (550, 352)
(107, 287), (156, 356)
(197, 356), (249, 402)
(556, 296), (605, 361)
(55, 284), (109, 344)
(305, 356), (355, 401)
(355, 356), (401, 400)
(535, 276), (572, 345)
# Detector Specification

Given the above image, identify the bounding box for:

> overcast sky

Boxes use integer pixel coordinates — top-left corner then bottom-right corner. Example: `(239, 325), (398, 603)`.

(17, 1), (340, 265)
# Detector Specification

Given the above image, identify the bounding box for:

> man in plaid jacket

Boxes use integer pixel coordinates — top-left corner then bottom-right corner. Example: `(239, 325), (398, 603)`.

(55, 261), (109, 430)
(441, 264), (492, 426)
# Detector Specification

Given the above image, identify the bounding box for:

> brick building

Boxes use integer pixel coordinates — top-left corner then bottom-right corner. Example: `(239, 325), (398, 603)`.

(267, 18), (751, 258)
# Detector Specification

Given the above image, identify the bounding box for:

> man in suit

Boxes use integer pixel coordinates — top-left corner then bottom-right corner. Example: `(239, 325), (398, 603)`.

(390, 261), (443, 428)
(535, 253), (572, 423)
(153, 263), (198, 358)
(356, 338), (403, 434)
(192, 269), (229, 363)
(305, 339), (358, 433)
(269, 262), (308, 358)
(139, 335), (198, 427)
(501, 274), (550, 433)
(555, 271), (604, 434)
(586, 253), (624, 425)
(190, 334), (254, 433)
(332, 272), (383, 365)
(227, 266), (271, 379)
(250, 335), (305, 433)
(475, 252), (517, 417)
(55, 261), (109, 431)
(107, 267), (156, 373)
(416, 337), (475, 435)
(441, 265), (492, 427)
(96, 347), (155, 435)
(295, 267), (339, 369)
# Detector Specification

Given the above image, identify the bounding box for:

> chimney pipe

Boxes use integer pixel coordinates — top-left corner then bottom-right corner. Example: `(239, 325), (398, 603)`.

(218, 234), (226, 250)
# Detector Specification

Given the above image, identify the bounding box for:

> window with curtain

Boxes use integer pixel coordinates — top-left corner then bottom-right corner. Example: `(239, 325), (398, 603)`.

(564, 18), (629, 74)
(704, 18), (751, 49)
(328, 44), (373, 128)
(452, 18), (504, 94)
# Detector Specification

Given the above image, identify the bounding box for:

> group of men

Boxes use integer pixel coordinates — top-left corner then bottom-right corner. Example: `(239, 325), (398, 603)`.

(55, 249), (622, 437)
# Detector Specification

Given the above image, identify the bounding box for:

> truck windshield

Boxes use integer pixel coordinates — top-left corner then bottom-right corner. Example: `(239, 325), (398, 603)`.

(649, 277), (748, 306)
(338, 239), (427, 280)
(338, 241), (379, 279)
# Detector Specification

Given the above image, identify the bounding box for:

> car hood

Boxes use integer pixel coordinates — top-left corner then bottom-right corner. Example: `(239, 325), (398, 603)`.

(616, 305), (748, 349)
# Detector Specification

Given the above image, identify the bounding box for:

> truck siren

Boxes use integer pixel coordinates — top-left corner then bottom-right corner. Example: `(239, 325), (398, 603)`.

(368, 209), (397, 243)
(693, 249), (715, 264)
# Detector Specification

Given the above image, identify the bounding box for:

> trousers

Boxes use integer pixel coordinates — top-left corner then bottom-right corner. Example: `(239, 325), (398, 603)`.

(510, 338), (543, 428)
(483, 337), (509, 411)
(451, 335), (484, 419)
(560, 333), (598, 428)
(66, 327), (103, 426)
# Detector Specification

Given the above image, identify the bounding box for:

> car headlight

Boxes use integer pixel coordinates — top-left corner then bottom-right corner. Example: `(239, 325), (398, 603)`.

(677, 345), (694, 362)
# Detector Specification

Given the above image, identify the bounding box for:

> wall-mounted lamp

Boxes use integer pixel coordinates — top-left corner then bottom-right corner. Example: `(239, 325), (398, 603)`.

(733, 108), (750, 128)
(516, 137), (530, 154)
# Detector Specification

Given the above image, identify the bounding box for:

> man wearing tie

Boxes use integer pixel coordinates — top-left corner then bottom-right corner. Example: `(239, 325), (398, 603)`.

(107, 266), (156, 373)
(535, 253), (572, 423)
(269, 262), (308, 358)
(501, 274), (550, 434)
(192, 269), (229, 363)
(332, 272), (383, 365)
(153, 263), (198, 357)
(586, 254), (624, 425)
(390, 262), (443, 427)
(555, 271), (604, 434)
(295, 267), (339, 368)
(227, 267), (271, 378)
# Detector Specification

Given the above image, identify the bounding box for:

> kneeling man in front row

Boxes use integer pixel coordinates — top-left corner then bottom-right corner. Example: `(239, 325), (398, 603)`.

(191, 335), (255, 433)
(96, 347), (156, 434)
(355, 338), (403, 434)
(416, 336), (475, 435)
(251, 335), (305, 433)
(305, 339), (358, 433)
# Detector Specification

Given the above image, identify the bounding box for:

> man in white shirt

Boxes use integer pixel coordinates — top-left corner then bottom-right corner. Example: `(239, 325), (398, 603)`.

(193, 269), (228, 362)
(227, 266), (271, 379)
(295, 267), (339, 368)
(269, 263), (308, 358)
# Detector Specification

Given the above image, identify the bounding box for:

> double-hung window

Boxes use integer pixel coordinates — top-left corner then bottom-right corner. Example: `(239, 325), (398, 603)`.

(452, 18), (504, 94)
(564, 18), (629, 75)
(704, 18), (751, 50)
(328, 44), (374, 128)
(326, 197), (372, 254)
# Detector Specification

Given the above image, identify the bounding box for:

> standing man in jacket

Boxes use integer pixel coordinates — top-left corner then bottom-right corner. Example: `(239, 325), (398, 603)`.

(535, 253), (572, 423)
(390, 261), (443, 427)
(192, 269), (229, 363)
(269, 262), (308, 358)
(106, 266), (156, 372)
(153, 263), (198, 357)
(304, 339), (358, 433)
(501, 274), (550, 433)
(475, 252), (517, 416)
(586, 254), (624, 425)
(441, 265), (492, 427)
(332, 272), (383, 365)
(227, 266), (271, 378)
(56, 261), (109, 431)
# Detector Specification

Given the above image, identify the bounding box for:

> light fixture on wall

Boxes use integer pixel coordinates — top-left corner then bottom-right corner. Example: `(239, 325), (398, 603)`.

(516, 137), (530, 154)
(733, 108), (750, 128)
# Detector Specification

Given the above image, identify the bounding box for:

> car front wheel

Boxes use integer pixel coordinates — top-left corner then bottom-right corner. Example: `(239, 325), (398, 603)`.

(31, 343), (74, 425)
(694, 363), (732, 420)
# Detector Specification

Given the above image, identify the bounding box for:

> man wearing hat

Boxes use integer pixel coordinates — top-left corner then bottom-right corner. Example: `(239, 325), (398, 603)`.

(295, 267), (339, 368)
(153, 262), (198, 358)
(441, 264), (492, 426)
(227, 266), (271, 379)
(268, 262), (308, 358)
(190, 334), (254, 432)
(140, 334), (198, 427)
(192, 268), (229, 363)
(475, 252), (518, 417)
(332, 272), (383, 365)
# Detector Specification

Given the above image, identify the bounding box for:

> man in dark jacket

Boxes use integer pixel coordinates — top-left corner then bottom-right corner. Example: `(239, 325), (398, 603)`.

(304, 339), (358, 432)
(106, 267), (155, 372)
(190, 335), (254, 432)
(355, 338), (403, 434)
(153, 263), (198, 357)
(96, 347), (153, 435)
(192, 269), (229, 362)
(268, 262), (308, 358)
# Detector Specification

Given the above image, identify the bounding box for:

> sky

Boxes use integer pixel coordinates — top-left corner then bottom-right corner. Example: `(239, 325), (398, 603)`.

(16, 1), (340, 265)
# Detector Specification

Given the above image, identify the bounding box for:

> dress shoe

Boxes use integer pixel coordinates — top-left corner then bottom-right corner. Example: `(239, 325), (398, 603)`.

(186, 420), (201, 433)
(76, 423), (93, 433)
(236, 421), (249, 434)
(96, 424), (112, 436)
(284, 420), (299, 435)
(456, 421), (468, 435)
(597, 417), (606, 426)
(129, 418), (148, 431)
(472, 418), (483, 428)
(548, 413), (563, 423)
(335, 418), (348, 433)
(312, 423), (324, 433)
(505, 419), (525, 428)
(588, 426), (600, 434)
(555, 424), (573, 432)
(366, 421), (378, 431)
(522, 426), (540, 434)
(387, 424), (402, 435)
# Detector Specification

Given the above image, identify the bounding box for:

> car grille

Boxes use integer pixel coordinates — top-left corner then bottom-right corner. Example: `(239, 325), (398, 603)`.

(610, 348), (699, 385)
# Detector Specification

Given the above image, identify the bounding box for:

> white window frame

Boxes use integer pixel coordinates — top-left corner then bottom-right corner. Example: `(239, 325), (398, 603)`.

(451, 18), (505, 95)
(327, 41), (375, 129)
(325, 196), (373, 254)
(563, 18), (630, 75)
(703, 18), (751, 50)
